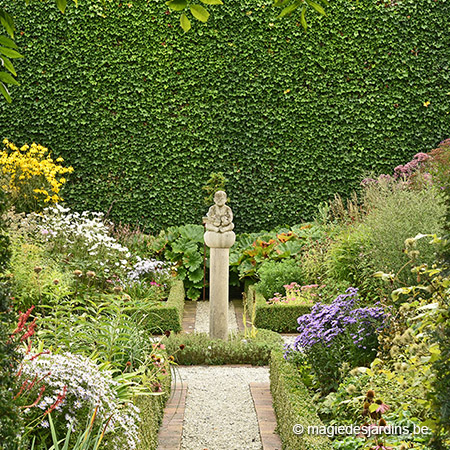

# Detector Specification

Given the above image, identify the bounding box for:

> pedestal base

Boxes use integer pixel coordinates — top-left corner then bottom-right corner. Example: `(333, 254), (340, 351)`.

(205, 231), (236, 341)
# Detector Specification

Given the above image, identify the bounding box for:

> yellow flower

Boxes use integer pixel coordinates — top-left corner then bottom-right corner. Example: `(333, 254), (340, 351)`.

(56, 157), (64, 162)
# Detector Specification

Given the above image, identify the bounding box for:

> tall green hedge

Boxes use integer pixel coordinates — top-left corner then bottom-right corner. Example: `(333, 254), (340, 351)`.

(0, 0), (449, 232)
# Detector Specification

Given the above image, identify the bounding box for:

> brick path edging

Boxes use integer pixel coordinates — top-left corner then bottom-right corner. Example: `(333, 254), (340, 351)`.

(157, 382), (188, 450)
(250, 382), (282, 450)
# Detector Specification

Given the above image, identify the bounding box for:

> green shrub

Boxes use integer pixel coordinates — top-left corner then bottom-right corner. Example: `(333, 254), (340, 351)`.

(245, 284), (311, 333)
(256, 259), (304, 300)
(270, 351), (331, 450)
(0, 282), (22, 450)
(164, 329), (283, 366)
(0, 189), (21, 449)
(139, 279), (185, 334)
(135, 370), (171, 450)
(361, 184), (446, 285)
(326, 224), (385, 301)
(7, 239), (73, 310)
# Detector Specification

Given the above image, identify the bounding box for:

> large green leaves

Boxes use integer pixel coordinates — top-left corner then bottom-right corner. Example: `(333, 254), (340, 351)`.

(166, 0), (188, 12)
(180, 13), (191, 32)
(166, 0), (222, 32)
(274, 0), (328, 30)
(190, 4), (210, 22)
(0, 9), (21, 103)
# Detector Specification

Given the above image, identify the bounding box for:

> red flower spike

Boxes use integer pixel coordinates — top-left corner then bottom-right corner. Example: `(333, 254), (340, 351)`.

(44, 386), (67, 416)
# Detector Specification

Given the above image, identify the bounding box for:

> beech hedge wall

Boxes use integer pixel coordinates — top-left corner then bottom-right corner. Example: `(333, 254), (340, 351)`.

(0, 0), (449, 232)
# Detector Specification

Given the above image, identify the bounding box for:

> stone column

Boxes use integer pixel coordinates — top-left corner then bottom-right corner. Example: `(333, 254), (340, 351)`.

(204, 230), (235, 340)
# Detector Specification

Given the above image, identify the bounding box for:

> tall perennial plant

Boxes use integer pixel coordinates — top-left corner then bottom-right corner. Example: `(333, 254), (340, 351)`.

(286, 288), (387, 392)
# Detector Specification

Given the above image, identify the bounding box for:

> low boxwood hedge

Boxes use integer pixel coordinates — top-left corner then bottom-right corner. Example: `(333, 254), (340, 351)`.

(245, 284), (310, 333)
(164, 329), (283, 366)
(138, 280), (185, 334)
(135, 367), (171, 450)
(270, 351), (331, 450)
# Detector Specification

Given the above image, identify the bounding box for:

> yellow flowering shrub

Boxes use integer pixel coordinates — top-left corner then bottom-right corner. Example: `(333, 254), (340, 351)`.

(0, 139), (73, 212)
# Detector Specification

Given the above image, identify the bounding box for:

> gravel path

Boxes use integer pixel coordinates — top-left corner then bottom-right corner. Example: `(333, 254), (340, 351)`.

(176, 366), (269, 450)
(195, 301), (238, 333)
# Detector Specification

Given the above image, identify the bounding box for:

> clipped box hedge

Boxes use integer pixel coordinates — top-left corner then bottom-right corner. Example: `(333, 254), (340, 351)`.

(135, 368), (171, 450)
(245, 284), (310, 333)
(270, 351), (331, 450)
(138, 280), (185, 334)
(164, 328), (283, 366)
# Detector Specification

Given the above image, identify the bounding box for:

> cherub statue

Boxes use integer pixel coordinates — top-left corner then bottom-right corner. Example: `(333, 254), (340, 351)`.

(203, 190), (234, 233)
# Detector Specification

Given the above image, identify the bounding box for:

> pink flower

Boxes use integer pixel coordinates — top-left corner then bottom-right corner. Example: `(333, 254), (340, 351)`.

(414, 152), (430, 162)
(376, 402), (390, 414)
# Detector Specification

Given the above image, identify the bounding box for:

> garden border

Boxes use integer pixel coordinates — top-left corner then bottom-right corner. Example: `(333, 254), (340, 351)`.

(270, 350), (331, 450)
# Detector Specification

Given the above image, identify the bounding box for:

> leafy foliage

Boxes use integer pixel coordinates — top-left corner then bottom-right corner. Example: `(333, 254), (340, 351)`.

(256, 258), (304, 299)
(164, 328), (283, 365)
(1, 0), (448, 232)
(151, 224), (206, 300)
(0, 7), (22, 103)
(0, 188), (21, 449)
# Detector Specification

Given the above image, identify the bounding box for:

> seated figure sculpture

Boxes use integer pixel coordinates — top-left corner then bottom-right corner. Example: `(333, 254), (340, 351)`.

(203, 190), (234, 233)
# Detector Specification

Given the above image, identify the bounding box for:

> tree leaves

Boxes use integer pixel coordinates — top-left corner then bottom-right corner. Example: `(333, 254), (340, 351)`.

(274, 0), (328, 28)
(180, 13), (191, 32)
(0, 47), (23, 59)
(56, 0), (67, 14)
(278, 0), (302, 18)
(167, 0), (221, 32)
(190, 4), (210, 23)
(0, 10), (15, 38)
(0, 11), (21, 103)
(306, 0), (326, 16)
(166, 0), (188, 12)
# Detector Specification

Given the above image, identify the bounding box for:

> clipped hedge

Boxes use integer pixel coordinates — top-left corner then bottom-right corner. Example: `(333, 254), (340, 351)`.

(164, 329), (283, 366)
(1, 0), (449, 233)
(139, 280), (185, 334)
(246, 284), (310, 333)
(135, 367), (171, 450)
(270, 351), (331, 450)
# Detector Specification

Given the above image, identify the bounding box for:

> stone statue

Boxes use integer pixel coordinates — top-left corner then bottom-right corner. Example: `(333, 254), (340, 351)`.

(203, 190), (234, 233)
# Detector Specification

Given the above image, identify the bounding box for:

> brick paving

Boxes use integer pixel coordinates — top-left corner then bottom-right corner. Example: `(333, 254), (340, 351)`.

(181, 301), (196, 333)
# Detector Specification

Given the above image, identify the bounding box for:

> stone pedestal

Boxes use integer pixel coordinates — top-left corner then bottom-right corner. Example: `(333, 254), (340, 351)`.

(204, 230), (236, 340)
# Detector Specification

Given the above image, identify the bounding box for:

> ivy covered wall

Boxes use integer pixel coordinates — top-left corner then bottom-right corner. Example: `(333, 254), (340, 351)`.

(0, 0), (448, 232)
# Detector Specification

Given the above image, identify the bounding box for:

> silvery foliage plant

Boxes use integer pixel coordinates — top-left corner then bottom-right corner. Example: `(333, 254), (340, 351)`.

(20, 350), (140, 449)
